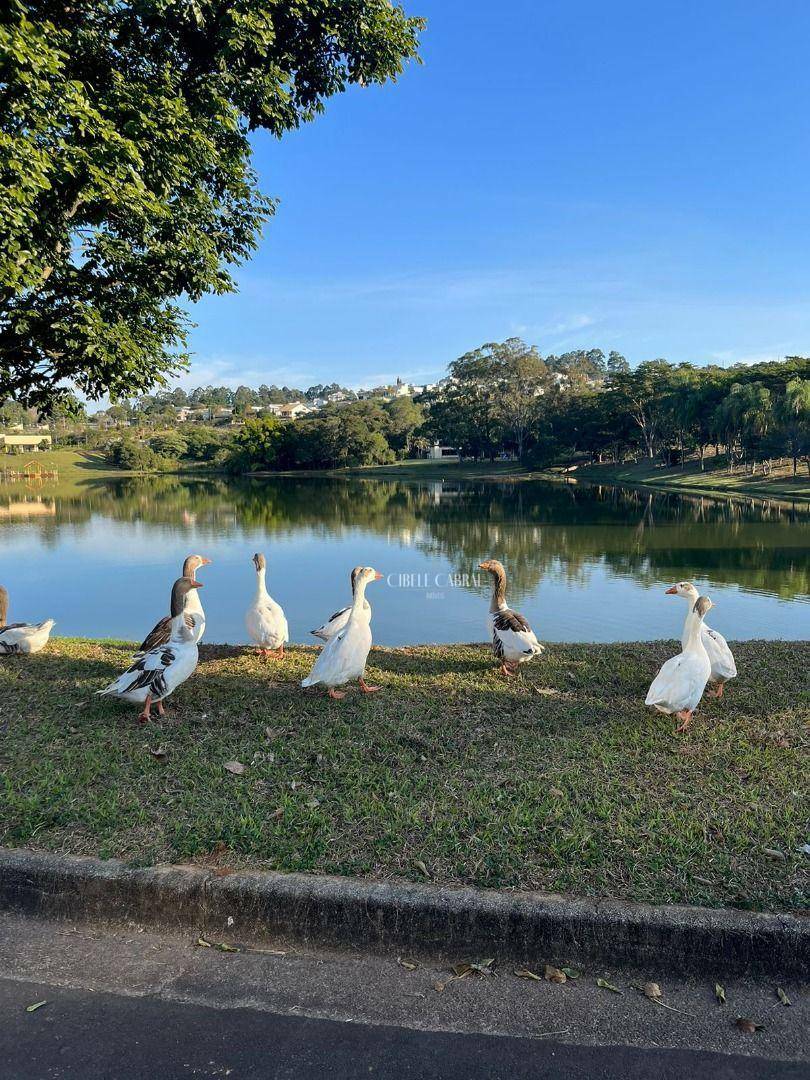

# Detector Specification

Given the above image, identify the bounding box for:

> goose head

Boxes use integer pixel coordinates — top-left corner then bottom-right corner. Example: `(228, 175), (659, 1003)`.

(252, 552), (266, 573)
(183, 554), (212, 580)
(355, 566), (383, 589)
(170, 576), (203, 617)
(665, 581), (699, 599)
(350, 566), (364, 593)
(478, 558), (506, 578)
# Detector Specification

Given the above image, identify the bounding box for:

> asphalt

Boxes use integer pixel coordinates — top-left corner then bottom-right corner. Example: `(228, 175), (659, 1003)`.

(2, 978), (805, 1080)
(0, 912), (806, 1079)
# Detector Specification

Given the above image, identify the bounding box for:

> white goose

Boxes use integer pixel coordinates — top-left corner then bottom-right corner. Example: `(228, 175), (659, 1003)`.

(138, 554), (211, 653)
(301, 566), (382, 698)
(311, 566), (370, 642)
(245, 552), (288, 658)
(646, 595), (714, 733)
(97, 577), (203, 723)
(0, 585), (55, 655)
(479, 559), (544, 676)
(666, 581), (737, 696)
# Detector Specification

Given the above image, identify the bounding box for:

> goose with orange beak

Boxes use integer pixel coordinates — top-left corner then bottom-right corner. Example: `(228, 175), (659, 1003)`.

(302, 567), (383, 698)
(646, 595), (714, 732)
(97, 577), (204, 723)
(479, 559), (544, 676)
(665, 581), (736, 696)
(137, 554), (211, 654)
(246, 552), (289, 659)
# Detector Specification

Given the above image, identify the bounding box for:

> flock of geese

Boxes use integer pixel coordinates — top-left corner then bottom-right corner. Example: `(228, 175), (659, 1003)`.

(0, 556), (736, 731)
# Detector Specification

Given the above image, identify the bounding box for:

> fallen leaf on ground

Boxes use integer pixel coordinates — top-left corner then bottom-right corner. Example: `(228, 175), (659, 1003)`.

(545, 965), (567, 983)
(514, 968), (542, 981)
(149, 746), (167, 760)
(413, 858), (430, 878)
(25, 1000), (47, 1013)
(596, 978), (622, 994)
(715, 983), (726, 1004)
(736, 1017), (764, 1034)
(195, 935), (242, 953)
(548, 787), (565, 798)
(761, 848), (786, 860)
(776, 987), (791, 1006)
(469, 958), (496, 976)
(643, 982), (662, 1001)
(561, 967), (582, 979)
(271, 807), (284, 819)
(223, 761), (245, 776)
(397, 957), (419, 972)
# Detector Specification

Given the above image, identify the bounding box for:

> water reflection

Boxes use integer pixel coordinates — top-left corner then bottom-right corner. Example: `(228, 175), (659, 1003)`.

(0, 473), (807, 643)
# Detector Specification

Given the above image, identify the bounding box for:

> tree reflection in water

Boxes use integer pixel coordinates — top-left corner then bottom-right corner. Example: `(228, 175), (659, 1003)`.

(1, 473), (806, 606)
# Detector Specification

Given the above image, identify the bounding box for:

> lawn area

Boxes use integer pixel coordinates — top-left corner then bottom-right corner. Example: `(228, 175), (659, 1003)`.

(567, 457), (810, 502)
(1, 638), (807, 913)
(343, 459), (526, 481)
(0, 447), (117, 482)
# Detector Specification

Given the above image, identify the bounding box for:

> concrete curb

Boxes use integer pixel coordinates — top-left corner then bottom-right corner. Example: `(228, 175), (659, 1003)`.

(1, 848), (806, 978)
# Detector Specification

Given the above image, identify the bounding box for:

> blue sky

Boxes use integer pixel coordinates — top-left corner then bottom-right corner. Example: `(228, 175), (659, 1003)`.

(183, 0), (810, 391)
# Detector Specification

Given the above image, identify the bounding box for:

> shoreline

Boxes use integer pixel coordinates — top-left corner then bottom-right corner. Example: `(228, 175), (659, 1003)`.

(8, 449), (808, 504)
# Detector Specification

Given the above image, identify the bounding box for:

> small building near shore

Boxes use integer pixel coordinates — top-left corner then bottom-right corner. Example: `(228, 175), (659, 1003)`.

(428, 442), (460, 461)
(0, 433), (52, 453)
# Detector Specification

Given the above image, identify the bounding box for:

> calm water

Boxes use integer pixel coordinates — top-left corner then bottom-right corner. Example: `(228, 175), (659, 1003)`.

(0, 473), (808, 644)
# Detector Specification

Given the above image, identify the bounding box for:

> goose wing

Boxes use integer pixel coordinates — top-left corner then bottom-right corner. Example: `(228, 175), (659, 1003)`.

(138, 613), (194, 655)
(0, 623), (41, 654)
(311, 605), (350, 641)
(98, 645), (177, 700)
(492, 609), (545, 659)
(702, 625), (737, 681)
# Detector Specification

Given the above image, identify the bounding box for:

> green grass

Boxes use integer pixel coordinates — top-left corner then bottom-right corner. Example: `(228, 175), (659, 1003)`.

(1, 447), (116, 480)
(566, 458), (810, 502)
(342, 459), (526, 481)
(1, 638), (807, 913)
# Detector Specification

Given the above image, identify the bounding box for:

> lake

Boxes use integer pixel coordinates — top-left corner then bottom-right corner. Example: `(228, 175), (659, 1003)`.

(0, 473), (807, 645)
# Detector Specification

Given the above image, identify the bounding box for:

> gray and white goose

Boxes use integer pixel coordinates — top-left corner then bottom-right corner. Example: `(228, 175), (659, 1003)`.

(137, 554), (210, 654)
(0, 585), (55, 655)
(98, 577), (203, 723)
(479, 559), (544, 676)
(311, 566), (370, 642)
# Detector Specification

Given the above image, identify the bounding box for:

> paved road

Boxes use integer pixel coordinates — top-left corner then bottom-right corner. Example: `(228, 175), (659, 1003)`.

(1, 977), (803, 1080)
(0, 912), (805, 1079)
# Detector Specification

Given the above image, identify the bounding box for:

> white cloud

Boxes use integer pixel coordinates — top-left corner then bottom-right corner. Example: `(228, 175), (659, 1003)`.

(173, 355), (317, 390)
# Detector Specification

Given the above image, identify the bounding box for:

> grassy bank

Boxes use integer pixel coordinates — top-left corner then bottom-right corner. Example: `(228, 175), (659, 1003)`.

(342, 459), (526, 481)
(1, 639), (806, 913)
(565, 458), (810, 502)
(0, 447), (120, 484)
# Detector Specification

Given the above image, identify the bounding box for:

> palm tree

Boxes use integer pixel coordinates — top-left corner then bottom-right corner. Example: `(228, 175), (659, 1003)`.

(780, 378), (810, 476)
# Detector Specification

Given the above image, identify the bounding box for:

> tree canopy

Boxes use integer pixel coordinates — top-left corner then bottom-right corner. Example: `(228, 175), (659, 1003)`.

(0, 0), (422, 411)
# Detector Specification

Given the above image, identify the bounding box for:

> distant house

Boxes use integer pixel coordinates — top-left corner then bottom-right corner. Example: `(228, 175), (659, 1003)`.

(0, 433), (52, 453)
(277, 402), (310, 419)
(428, 442), (460, 461)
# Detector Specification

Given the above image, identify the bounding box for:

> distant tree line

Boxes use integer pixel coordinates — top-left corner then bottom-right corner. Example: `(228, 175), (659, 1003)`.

(420, 342), (810, 477)
(4, 338), (808, 478)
